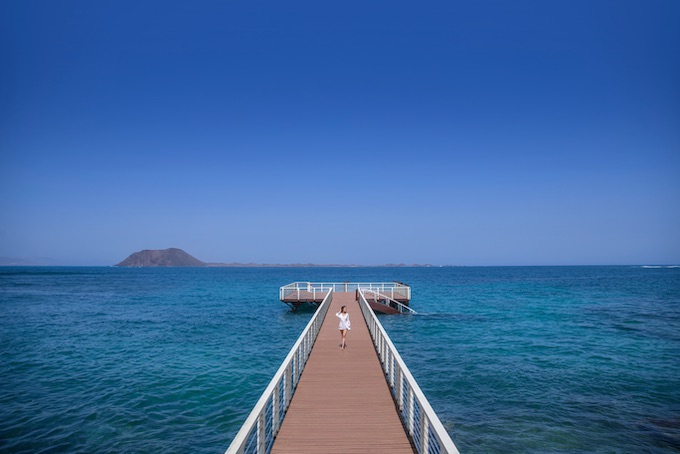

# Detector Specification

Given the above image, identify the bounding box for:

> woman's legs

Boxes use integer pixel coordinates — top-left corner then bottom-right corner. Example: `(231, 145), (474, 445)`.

(340, 329), (347, 350)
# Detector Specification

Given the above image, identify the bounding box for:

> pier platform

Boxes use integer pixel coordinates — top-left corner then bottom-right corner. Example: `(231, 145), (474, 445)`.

(280, 282), (413, 314)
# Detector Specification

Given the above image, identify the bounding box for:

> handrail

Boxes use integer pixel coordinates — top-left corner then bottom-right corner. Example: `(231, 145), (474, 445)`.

(225, 290), (334, 454)
(358, 292), (460, 454)
(359, 288), (417, 314)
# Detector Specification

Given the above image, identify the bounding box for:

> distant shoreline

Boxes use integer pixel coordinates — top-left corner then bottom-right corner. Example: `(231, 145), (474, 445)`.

(3, 263), (675, 268)
(204, 263), (440, 268)
(107, 248), (442, 268)
(0, 261), (444, 268)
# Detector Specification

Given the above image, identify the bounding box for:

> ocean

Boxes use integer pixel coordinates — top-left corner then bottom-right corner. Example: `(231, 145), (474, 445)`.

(1, 266), (679, 453)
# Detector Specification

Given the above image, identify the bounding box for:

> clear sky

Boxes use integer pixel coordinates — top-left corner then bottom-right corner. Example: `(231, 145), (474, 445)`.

(1, 1), (679, 266)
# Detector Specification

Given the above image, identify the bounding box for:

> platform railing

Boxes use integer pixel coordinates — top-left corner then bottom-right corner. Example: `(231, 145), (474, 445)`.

(360, 288), (417, 314)
(225, 290), (334, 454)
(279, 282), (333, 302)
(280, 282), (411, 301)
(358, 292), (460, 454)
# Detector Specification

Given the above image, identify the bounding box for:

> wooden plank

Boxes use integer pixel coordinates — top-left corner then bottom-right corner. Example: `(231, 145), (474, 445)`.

(272, 293), (414, 454)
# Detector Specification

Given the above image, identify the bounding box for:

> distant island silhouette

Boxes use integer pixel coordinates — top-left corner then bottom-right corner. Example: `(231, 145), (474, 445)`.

(115, 248), (206, 267)
(114, 248), (436, 267)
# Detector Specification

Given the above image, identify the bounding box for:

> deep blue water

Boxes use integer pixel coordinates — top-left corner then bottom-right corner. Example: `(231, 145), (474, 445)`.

(1, 266), (679, 453)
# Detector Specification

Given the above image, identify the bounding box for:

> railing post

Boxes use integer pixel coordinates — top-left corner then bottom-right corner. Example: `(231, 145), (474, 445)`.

(302, 332), (307, 360)
(284, 365), (292, 408)
(391, 353), (395, 385)
(388, 350), (393, 381)
(292, 355), (297, 387)
(408, 387), (415, 437)
(396, 367), (403, 410)
(389, 352), (395, 387)
(382, 337), (386, 363)
(381, 345), (387, 373)
(273, 382), (280, 434)
(420, 412), (429, 454)
(298, 348), (302, 379)
(257, 411), (265, 453)
(296, 349), (301, 381)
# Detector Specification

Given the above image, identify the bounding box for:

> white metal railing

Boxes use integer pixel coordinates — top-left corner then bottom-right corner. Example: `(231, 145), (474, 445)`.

(225, 290), (334, 454)
(360, 288), (417, 314)
(279, 282), (333, 302)
(280, 282), (411, 302)
(358, 291), (460, 454)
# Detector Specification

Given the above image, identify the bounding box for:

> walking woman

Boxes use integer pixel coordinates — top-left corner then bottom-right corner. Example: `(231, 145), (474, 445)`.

(336, 305), (351, 350)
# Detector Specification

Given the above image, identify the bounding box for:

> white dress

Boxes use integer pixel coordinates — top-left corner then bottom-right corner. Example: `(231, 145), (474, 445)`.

(336, 311), (351, 330)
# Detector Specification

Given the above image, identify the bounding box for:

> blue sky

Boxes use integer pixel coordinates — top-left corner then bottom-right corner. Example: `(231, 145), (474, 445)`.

(1, 1), (679, 266)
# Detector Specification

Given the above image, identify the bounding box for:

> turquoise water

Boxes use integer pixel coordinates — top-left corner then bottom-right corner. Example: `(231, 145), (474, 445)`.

(1, 266), (679, 453)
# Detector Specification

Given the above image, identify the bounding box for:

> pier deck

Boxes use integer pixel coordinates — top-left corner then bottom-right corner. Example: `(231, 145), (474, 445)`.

(271, 292), (414, 453)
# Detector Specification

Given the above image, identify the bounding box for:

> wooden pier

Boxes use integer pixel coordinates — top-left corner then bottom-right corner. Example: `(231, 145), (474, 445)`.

(271, 292), (414, 453)
(225, 284), (458, 454)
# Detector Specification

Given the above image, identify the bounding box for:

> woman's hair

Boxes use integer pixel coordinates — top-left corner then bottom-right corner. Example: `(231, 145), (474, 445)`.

(341, 305), (346, 312)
